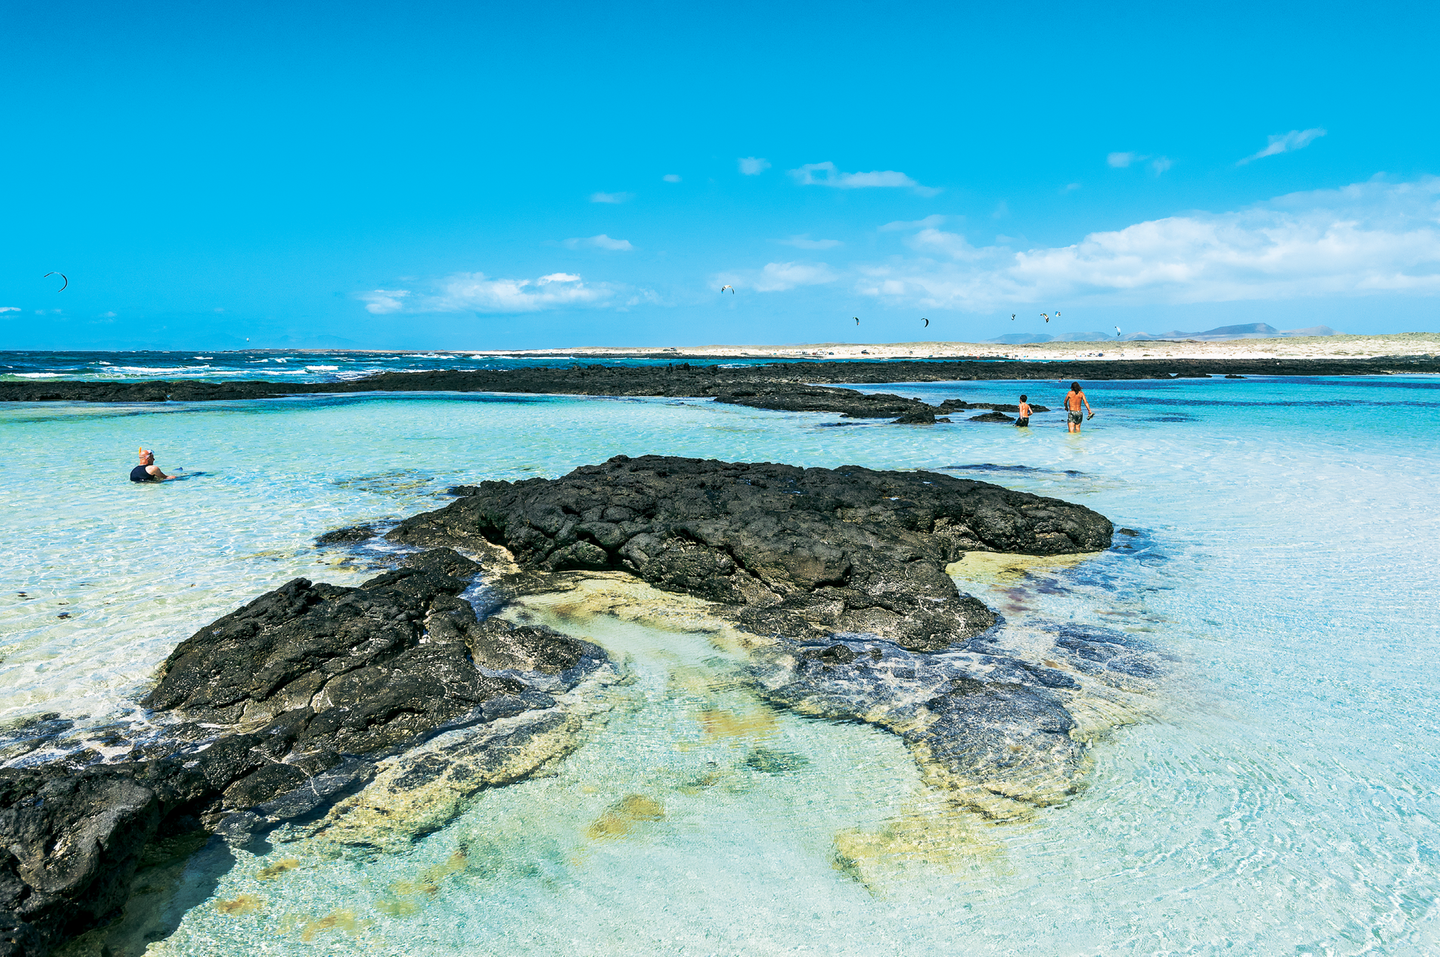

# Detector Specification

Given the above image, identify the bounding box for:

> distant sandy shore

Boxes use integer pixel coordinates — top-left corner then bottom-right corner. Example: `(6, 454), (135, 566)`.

(493, 332), (1440, 362)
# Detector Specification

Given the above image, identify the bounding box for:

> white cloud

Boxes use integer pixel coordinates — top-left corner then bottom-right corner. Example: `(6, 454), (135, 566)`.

(590, 191), (634, 204)
(1151, 157), (1173, 175)
(855, 177), (1440, 308)
(563, 234), (634, 251)
(662, 173), (682, 183)
(1062, 182), (1081, 193)
(1108, 152), (1146, 168)
(778, 234), (843, 249)
(880, 214), (947, 232)
(738, 157), (771, 175)
(790, 161), (941, 196)
(992, 201), (1009, 220)
(1238, 127), (1327, 165)
(0, 306), (19, 313)
(717, 261), (838, 293)
(360, 289), (411, 314)
(100, 311), (116, 318)
(360, 272), (615, 315)
(755, 262), (837, 292)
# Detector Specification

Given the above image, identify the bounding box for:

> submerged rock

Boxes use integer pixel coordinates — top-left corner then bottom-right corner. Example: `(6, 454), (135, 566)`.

(387, 456), (1126, 819)
(313, 523), (380, 546)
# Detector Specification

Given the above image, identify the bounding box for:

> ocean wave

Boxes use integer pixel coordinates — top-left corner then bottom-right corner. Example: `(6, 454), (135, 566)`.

(305, 365), (340, 372)
(109, 365), (213, 375)
(16, 372), (64, 378)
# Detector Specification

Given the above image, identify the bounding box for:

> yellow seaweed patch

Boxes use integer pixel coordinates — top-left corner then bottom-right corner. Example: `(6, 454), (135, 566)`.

(255, 857), (301, 881)
(945, 551), (1097, 589)
(391, 847), (471, 898)
(299, 909), (361, 942)
(696, 706), (777, 741)
(375, 897), (421, 917)
(831, 793), (1005, 890)
(216, 893), (264, 915)
(586, 794), (665, 840)
(512, 573), (760, 655)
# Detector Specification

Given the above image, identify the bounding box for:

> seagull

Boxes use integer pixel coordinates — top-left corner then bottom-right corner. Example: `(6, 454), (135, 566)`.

(922, 317), (929, 327)
(720, 285), (734, 294)
(44, 271), (67, 292)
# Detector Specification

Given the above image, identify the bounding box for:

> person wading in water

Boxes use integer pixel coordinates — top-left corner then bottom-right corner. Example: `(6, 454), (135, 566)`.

(1063, 382), (1093, 433)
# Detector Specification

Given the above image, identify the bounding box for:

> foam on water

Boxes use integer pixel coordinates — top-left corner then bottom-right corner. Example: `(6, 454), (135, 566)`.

(4, 376), (1439, 955)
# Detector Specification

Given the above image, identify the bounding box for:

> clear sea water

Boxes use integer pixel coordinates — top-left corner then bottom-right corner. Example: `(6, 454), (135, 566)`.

(2, 366), (1438, 956)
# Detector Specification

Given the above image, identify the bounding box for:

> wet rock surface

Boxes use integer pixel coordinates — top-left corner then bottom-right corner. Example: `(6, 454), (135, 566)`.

(0, 549), (606, 955)
(390, 455), (1113, 652)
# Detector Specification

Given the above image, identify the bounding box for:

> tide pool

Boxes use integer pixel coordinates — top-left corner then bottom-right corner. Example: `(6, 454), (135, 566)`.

(3, 375), (1439, 955)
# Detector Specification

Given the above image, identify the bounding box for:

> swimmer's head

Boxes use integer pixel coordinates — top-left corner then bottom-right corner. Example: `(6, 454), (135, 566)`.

(1019, 394), (1028, 402)
(139, 447), (154, 464)
(1071, 381), (1081, 391)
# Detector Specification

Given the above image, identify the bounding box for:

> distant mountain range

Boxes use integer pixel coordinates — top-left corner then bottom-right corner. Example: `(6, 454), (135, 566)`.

(987, 323), (1340, 345)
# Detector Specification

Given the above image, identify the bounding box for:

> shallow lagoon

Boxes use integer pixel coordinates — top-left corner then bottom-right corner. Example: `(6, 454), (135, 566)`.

(3, 376), (1439, 955)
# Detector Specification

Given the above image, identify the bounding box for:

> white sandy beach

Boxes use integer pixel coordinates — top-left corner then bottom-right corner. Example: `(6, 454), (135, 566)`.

(492, 332), (1440, 362)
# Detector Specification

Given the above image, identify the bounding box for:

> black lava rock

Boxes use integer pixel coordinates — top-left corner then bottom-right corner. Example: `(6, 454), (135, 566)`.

(390, 455), (1113, 652)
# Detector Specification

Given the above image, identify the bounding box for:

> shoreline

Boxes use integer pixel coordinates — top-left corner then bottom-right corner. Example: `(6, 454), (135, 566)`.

(484, 332), (1440, 362)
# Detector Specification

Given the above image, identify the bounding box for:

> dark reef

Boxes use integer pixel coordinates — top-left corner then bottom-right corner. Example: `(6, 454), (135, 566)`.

(3, 354), (1435, 408)
(391, 455), (1112, 651)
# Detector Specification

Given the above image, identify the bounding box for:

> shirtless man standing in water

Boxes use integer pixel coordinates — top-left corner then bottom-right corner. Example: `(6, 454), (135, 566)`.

(1063, 382), (1093, 433)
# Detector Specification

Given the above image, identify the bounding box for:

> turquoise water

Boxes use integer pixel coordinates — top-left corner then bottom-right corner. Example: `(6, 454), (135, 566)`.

(3, 377), (1439, 955)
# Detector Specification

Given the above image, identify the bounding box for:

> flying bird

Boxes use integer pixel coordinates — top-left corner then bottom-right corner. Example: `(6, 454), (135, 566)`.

(1010, 313), (1016, 321)
(44, 271), (67, 292)
(922, 317), (929, 327)
(720, 285), (734, 294)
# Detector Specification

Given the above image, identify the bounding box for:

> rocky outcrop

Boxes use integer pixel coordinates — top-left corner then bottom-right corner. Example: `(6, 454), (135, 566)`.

(0, 549), (608, 955)
(6, 355), (1435, 404)
(386, 457), (1135, 820)
(390, 456), (1112, 653)
(0, 457), (1126, 953)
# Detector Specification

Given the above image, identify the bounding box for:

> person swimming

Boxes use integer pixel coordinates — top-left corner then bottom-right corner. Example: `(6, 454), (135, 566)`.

(1016, 394), (1032, 427)
(130, 447), (173, 482)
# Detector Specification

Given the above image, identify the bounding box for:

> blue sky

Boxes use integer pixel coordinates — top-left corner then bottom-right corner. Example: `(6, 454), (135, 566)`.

(3, 0), (1437, 350)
